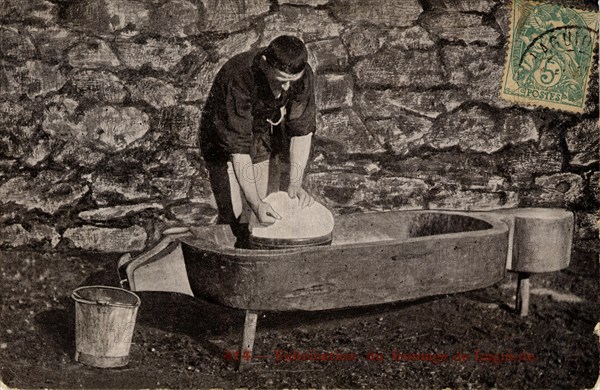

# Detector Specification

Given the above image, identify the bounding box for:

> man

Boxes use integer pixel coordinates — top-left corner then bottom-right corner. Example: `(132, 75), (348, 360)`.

(200, 35), (316, 231)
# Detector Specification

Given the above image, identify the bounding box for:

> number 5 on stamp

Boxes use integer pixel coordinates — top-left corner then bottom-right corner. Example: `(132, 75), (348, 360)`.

(499, 0), (598, 113)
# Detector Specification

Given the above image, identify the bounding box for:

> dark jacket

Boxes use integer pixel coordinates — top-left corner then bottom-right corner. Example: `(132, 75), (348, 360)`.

(199, 48), (316, 164)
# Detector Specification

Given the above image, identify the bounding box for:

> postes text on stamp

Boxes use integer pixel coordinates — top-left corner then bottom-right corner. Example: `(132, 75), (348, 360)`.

(500, 0), (598, 113)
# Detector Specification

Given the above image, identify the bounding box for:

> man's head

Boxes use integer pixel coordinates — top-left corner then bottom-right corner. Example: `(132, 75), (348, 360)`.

(264, 35), (308, 75)
(262, 35), (307, 93)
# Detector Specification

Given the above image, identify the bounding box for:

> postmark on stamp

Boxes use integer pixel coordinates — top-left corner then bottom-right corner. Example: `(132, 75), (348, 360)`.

(500, 0), (598, 113)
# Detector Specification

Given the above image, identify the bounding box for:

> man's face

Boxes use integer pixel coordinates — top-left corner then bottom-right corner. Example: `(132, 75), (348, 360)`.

(271, 67), (304, 92)
(262, 55), (304, 96)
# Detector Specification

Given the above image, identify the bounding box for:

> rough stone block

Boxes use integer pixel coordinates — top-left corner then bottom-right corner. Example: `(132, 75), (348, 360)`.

(82, 106), (150, 152)
(385, 152), (505, 191)
(151, 0), (199, 37)
(442, 45), (500, 85)
(146, 149), (199, 177)
(18, 61), (66, 98)
(0, 224), (60, 248)
(29, 27), (80, 62)
(150, 177), (191, 201)
(316, 74), (353, 110)
(0, 101), (38, 159)
(429, 190), (519, 211)
(429, 0), (498, 13)
(79, 203), (163, 222)
(168, 202), (218, 225)
(92, 172), (154, 205)
(430, 106), (537, 153)
(261, 6), (343, 44)
(0, 61), (22, 98)
(159, 105), (202, 147)
(68, 39), (120, 68)
(499, 144), (563, 188)
(305, 172), (428, 210)
(354, 48), (444, 88)
(441, 44), (509, 108)
(130, 78), (179, 109)
(0, 161), (17, 181)
(421, 11), (501, 45)
(365, 115), (433, 155)
(0, 200), (20, 220)
(306, 38), (349, 72)
(181, 60), (225, 102)
(31, 223), (61, 247)
(330, 0), (422, 27)
(24, 139), (53, 167)
(565, 119), (598, 167)
(63, 225), (147, 252)
(0, 27), (36, 60)
(317, 109), (383, 154)
(0, 101), (34, 135)
(53, 142), (106, 169)
(3, 142), (34, 166)
(123, 127), (164, 152)
(494, 3), (510, 35)
(385, 26), (435, 50)
(115, 38), (193, 71)
(574, 212), (598, 250)
(0, 0), (57, 24)
(590, 172), (599, 204)
(501, 111), (539, 145)
(42, 95), (83, 140)
(71, 70), (128, 103)
(66, 0), (150, 33)
(356, 89), (467, 119)
(173, 50), (210, 84)
(198, 0), (270, 33)
(0, 224), (31, 247)
(213, 30), (259, 58)
(188, 173), (215, 203)
(279, 0), (329, 4)
(309, 155), (381, 176)
(534, 173), (584, 205)
(367, 177), (429, 210)
(429, 106), (495, 152)
(538, 123), (562, 152)
(340, 25), (384, 58)
(305, 172), (368, 207)
(0, 172), (89, 214)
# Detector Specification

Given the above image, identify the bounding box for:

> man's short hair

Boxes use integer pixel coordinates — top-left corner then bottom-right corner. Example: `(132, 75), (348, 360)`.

(263, 35), (308, 75)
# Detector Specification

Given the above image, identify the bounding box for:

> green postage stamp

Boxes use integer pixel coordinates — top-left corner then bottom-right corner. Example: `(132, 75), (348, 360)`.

(500, 0), (598, 113)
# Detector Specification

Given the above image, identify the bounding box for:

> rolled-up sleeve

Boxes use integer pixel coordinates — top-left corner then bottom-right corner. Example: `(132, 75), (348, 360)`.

(219, 77), (254, 155)
(286, 65), (316, 137)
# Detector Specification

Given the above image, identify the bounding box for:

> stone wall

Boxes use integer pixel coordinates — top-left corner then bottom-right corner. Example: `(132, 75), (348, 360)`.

(0, 0), (598, 253)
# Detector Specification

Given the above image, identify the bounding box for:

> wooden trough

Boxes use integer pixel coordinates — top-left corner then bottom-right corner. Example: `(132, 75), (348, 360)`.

(117, 208), (573, 370)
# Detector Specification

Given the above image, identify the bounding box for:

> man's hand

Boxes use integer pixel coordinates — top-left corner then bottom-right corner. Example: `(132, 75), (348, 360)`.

(254, 201), (282, 225)
(288, 185), (314, 209)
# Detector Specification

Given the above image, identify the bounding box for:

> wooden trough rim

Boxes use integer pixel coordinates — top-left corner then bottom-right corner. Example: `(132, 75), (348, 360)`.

(178, 209), (509, 258)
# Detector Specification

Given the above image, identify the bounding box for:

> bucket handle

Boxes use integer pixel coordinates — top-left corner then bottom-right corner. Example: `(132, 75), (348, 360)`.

(71, 289), (140, 308)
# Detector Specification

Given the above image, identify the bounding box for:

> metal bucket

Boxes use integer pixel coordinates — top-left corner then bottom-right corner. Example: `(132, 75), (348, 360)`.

(72, 286), (141, 368)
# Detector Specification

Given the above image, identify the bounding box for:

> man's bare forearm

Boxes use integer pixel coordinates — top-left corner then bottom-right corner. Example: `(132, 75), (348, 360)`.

(231, 153), (262, 212)
(289, 133), (312, 187)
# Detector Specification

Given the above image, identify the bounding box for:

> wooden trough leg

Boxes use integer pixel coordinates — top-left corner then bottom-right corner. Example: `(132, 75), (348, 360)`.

(516, 272), (531, 317)
(238, 310), (259, 371)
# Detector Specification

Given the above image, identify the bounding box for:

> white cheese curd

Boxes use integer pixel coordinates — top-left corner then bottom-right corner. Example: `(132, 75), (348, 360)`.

(249, 191), (334, 240)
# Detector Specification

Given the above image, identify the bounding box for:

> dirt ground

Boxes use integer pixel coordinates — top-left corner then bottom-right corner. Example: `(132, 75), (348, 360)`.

(0, 246), (598, 389)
